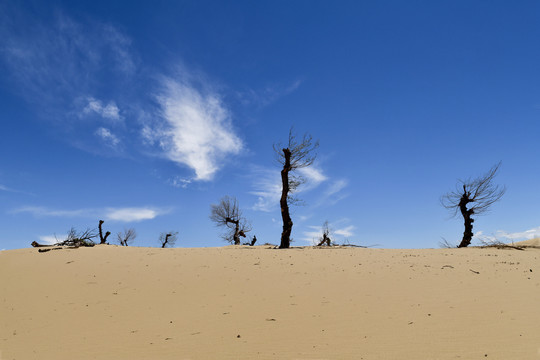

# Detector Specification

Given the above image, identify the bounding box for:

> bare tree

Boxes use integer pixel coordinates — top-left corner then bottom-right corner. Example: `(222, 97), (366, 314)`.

(274, 128), (319, 248)
(210, 196), (252, 245)
(441, 162), (506, 248)
(159, 231), (178, 248)
(31, 227), (98, 248)
(117, 228), (137, 246)
(98, 220), (111, 244)
(316, 220), (333, 246)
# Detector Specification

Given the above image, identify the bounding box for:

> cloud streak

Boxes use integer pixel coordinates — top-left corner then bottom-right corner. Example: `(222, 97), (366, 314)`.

(12, 206), (169, 222)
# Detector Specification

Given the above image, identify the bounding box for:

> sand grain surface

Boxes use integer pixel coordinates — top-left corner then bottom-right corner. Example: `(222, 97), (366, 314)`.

(1, 245), (540, 359)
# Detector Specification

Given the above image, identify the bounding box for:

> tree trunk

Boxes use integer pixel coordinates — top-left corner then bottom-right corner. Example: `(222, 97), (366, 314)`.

(233, 222), (241, 245)
(280, 148), (293, 249)
(458, 199), (474, 248)
(98, 220), (110, 244)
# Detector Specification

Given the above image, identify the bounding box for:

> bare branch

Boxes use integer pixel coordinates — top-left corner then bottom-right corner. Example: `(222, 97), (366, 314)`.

(117, 228), (137, 246)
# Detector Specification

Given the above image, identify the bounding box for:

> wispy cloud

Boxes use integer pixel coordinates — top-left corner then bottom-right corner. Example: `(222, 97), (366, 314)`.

(13, 206), (90, 218)
(144, 75), (243, 181)
(12, 206), (169, 222)
(249, 167), (282, 212)
(237, 79), (302, 108)
(250, 165), (330, 212)
(475, 226), (540, 243)
(301, 221), (356, 244)
(38, 235), (61, 245)
(95, 127), (121, 148)
(0, 12), (135, 108)
(84, 97), (122, 122)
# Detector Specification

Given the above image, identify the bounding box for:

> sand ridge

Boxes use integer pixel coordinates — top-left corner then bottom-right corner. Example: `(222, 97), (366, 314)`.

(1, 245), (540, 359)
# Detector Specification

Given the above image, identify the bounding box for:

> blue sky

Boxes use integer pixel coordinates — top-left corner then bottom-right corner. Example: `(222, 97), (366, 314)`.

(1, 0), (540, 250)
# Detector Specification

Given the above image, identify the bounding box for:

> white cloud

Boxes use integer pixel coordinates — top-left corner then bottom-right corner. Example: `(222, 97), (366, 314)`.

(325, 179), (348, 197)
(297, 166), (328, 190)
(167, 176), (192, 189)
(38, 235), (61, 245)
(249, 167), (282, 212)
(335, 225), (355, 238)
(84, 98), (122, 121)
(148, 76), (243, 181)
(95, 127), (120, 148)
(475, 226), (540, 243)
(301, 222), (355, 244)
(104, 207), (165, 222)
(13, 206), (168, 222)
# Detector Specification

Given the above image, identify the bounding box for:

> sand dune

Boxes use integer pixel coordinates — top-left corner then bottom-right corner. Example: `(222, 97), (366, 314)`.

(1, 245), (540, 359)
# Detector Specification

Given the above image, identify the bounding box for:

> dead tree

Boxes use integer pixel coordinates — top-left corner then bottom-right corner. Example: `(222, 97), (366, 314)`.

(317, 220), (333, 246)
(441, 162), (506, 248)
(210, 196), (252, 245)
(159, 231), (178, 248)
(274, 128), (318, 248)
(31, 227), (97, 248)
(98, 220), (111, 244)
(117, 228), (136, 246)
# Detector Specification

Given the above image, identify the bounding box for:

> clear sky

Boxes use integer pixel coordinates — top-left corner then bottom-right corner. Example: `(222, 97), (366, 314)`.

(1, 0), (540, 250)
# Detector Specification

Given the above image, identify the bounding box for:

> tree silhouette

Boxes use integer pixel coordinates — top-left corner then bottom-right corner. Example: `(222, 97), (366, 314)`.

(98, 220), (111, 244)
(210, 196), (251, 245)
(441, 162), (506, 248)
(117, 228), (136, 246)
(159, 231), (178, 248)
(274, 128), (318, 248)
(316, 220), (333, 246)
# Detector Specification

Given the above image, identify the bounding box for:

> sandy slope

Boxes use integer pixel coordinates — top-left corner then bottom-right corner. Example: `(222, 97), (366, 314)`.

(1, 245), (540, 360)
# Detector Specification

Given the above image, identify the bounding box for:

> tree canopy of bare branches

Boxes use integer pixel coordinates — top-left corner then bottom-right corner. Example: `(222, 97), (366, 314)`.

(159, 231), (178, 248)
(274, 128), (319, 249)
(210, 196), (252, 245)
(441, 162), (506, 248)
(117, 228), (137, 246)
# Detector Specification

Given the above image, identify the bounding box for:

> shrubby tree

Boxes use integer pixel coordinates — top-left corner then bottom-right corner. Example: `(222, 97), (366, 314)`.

(159, 231), (178, 248)
(210, 196), (252, 245)
(316, 220), (333, 246)
(274, 128), (318, 249)
(441, 162), (506, 248)
(117, 228), (137, 246)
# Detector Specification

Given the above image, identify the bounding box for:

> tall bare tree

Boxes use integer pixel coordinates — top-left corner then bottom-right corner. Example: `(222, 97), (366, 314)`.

(210, 196), (252, 245)
(158, 231), (178, 248)
(274, 129), (318, 249)
(117, 228), (137, 246)
(441, 162), (506, 248)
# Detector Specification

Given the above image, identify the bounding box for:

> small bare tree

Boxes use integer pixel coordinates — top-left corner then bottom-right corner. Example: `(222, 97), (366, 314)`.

(274, 128), (319, 249)
(98, 220), (111, 244)
(159, 231), (178, 248)
(441, 162), (506, 248)
(117, 228), (137, 246)
(210, 196), (252, 245)
(316, 220), (333, 246)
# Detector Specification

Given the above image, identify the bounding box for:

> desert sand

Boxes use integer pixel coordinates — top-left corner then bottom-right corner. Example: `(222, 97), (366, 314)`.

(1, 244), (540, 359)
